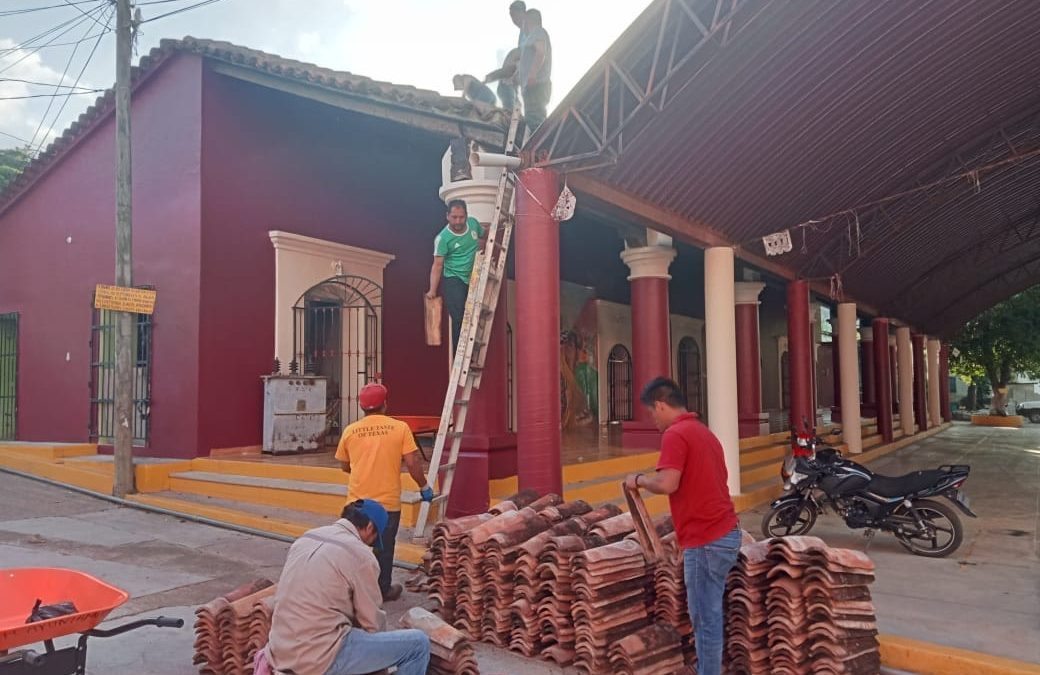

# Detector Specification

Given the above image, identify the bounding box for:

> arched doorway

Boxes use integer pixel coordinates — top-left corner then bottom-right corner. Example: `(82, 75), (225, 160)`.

(607, 344), (633, 422)
(292, 275), (382, 438)
(677, 337), (703, 418)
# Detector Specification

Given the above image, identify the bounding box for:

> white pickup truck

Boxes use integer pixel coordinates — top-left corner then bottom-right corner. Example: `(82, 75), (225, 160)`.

(1016, 401), (1040, 423)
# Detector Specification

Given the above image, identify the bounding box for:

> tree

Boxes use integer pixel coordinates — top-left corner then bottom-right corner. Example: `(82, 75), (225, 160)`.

(950, 286), (1040, 414)
(0, 146), (32, 194)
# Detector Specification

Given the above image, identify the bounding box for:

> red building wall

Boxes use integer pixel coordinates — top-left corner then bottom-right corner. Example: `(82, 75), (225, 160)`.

(0, 56), (204, 457)
(195, 66), (451, 455)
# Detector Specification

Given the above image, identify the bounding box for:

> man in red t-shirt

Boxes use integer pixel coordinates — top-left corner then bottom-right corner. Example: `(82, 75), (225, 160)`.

(625, 377), (740, 675)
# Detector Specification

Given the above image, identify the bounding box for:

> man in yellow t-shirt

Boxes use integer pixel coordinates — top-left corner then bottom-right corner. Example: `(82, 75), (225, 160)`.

(335, 382), (434, 602)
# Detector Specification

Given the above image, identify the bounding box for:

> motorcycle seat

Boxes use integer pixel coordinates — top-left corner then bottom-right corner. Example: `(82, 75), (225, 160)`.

(867, 469), (948, 498)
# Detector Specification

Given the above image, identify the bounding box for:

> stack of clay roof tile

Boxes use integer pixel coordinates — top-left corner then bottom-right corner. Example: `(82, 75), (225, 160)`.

(571, 538), (654, 674)
(193, 579), (276, 675)
(408, 490), (541, 623)
(652, 532), (696, 666)
(608, 624), (686, 675)
(399, 607), (480, 675)
(725, 536), (880, 675)
(509, 504), (622, 661)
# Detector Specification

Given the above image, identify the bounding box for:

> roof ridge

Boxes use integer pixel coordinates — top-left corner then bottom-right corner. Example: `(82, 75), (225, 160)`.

(0, 36), (507, 214)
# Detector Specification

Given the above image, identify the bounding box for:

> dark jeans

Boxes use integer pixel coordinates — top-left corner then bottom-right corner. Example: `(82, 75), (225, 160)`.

(377, 510), (402, 596)
(522, 81), (552, 132)
(442, 276), (469, 355)
(683, 527), (741, 675)
(497, 81), (517, 111)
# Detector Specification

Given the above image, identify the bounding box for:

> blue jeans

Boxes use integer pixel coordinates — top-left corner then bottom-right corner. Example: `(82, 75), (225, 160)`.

(683, 528), (741, 675)
(326, 628), (430, 675)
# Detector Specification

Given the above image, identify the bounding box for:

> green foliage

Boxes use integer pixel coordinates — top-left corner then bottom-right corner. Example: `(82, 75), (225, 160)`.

(0, 146), (32, 194)
(950, 286), (1040, 411)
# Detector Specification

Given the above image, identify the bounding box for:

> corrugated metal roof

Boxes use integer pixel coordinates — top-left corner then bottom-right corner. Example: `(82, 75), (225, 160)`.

(536, 0), (1040, 336)
(0, 37), (508, 214)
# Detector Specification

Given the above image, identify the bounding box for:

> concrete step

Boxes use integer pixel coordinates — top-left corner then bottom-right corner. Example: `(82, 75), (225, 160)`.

(167, 470), (428, 526)
(128, 491), (426, 564)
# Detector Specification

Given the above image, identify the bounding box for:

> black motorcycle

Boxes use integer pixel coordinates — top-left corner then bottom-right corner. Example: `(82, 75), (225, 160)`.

(762, 430), (977, 557)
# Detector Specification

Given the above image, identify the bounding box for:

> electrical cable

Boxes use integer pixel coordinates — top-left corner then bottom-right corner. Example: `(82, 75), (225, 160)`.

(0, 129), (35, 145)
(31, 4), (115, 156)
(140, 0), (226, 23)
(0, 76), (97, 90)
(0, 12), (89, 57)
(0, 4), (107, 73)
(0, 90), (104, 100)
(26, 7), (100, 152)
(0, 0), (98, 18)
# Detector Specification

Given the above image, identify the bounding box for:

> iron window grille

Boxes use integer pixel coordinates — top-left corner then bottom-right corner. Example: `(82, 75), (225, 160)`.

(89, 291), (153, 445)
(0, 313), (18, 440)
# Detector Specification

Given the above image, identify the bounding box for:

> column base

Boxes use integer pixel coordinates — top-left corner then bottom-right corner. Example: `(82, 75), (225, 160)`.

(621, 421), (662, 450)
(861, 404), (877, 418)
(738, 412), (770, 438)
(830, 406), (842, 423)
(446, 433), (518, 517)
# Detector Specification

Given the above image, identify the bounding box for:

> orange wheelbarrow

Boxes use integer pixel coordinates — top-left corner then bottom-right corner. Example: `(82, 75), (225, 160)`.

(0, 568), (183, 674)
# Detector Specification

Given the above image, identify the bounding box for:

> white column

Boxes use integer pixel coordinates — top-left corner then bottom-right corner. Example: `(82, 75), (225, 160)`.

(927, 337), (942, 427)
(837, 303), (863, 454)
(896, 326), (914, 436)
(704, 247), (740, 494)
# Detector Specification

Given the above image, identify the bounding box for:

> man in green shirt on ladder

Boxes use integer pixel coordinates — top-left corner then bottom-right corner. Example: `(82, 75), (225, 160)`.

(427, 199), (485, 353)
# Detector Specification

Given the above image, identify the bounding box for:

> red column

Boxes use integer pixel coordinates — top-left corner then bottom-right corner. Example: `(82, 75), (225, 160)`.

(448, 282), (517, 516)
(939, 344), (952, 423)
(514, 168), (562, 497)
(860, 332), (876, 417)
(621, 245), (675, 449)
(873, 319), (894, 442)
(912, 333), (928, 431)
(736, 282), (765, 438)
(787, 280), (814, 433)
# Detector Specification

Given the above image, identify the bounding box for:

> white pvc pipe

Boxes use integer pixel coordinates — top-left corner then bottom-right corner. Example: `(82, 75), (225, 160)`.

(896, 327), (914, 436)
(704, 247), (740, 494)
(927, 338), (942, 427)
(470, 151), (521, 169)
(837, 303), (863, 454)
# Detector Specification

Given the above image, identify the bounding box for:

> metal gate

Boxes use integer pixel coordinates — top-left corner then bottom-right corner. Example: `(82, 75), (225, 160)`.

(677, 336), (703, 417)
(0, 313), (17, 440)
(607, 344), (633, 422)
(291, 275), (382, 439)
(89, 304), (153, 444)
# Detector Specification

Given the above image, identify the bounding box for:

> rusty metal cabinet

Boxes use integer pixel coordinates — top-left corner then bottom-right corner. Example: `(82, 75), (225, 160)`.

(262, 375), (327, 454)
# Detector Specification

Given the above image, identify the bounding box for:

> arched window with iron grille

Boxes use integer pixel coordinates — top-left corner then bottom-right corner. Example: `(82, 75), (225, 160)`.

(607, 344), (633, 422)
(677, 337), (703, 417)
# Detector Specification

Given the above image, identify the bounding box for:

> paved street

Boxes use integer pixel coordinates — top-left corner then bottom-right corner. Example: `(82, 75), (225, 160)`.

(745, 421), (1040, 664)
(0, 421), (1037, 672)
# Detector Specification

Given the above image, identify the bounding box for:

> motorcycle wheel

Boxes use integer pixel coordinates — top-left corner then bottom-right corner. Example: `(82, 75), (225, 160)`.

(761, 500), (818, 538)
(893, 498), (963, 557)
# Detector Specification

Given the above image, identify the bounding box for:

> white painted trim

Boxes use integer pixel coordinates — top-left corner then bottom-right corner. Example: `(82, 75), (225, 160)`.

(269, 231), (395, 269)
(620, 245), (677, 280)
(734, 281), (765, 305)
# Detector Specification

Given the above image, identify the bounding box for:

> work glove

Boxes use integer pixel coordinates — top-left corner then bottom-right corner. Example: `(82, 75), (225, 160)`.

(420, 486), (435, 502)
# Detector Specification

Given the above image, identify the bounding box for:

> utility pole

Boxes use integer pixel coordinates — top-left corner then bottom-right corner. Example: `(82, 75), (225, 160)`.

(113, 0), (135, 497)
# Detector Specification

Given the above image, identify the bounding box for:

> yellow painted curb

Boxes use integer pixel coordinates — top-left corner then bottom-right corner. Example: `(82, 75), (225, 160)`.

(128, 493), (309, 539)
(879, 634), (1040, 675)
(0, 443), (97, 459)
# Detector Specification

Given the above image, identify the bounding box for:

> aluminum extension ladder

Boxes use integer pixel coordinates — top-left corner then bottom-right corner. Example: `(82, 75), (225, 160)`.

(412, 105), (523, 541)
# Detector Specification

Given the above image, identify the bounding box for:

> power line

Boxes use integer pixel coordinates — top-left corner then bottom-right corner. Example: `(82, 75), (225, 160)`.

(61, 0), (111, 30)
(0, 76), (96, 90)
(140, 0), (226, 23)
(0, 0), (98, 17)
(27, 9), (99, 151)
(0, 5), (107, 72)
(0, 129), (35, 145)
(0, 11), (90, 57)
(31, 4), (115, 156)
(0, 89), (104, 100)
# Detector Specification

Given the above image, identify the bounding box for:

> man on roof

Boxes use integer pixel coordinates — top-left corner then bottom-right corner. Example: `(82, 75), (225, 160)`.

(336, 382), (433, 602)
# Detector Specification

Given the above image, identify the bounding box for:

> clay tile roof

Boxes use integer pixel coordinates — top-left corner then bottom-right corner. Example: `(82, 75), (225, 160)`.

(0, 36), (509, 215)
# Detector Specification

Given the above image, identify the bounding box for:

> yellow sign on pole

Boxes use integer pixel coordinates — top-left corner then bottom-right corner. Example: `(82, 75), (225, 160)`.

(93, 284), (156, 315)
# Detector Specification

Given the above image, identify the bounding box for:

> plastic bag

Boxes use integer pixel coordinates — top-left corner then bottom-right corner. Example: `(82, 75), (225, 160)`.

(26, 598), (78, 624)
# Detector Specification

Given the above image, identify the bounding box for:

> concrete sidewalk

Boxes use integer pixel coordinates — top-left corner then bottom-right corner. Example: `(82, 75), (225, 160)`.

(744, 421), (1040, 664)
(0, 472), (562, 674)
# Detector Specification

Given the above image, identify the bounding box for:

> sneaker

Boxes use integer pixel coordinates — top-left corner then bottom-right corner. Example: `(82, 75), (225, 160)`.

(382, 583), (403, 602)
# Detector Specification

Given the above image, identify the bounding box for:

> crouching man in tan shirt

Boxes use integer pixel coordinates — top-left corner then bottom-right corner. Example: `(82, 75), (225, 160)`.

(264, 499), (430, 675)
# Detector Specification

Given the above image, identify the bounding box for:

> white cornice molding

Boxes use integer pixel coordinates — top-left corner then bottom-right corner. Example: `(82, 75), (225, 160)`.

(734, 281), (765, 305)
(620, 245), (677, 280)
(269, 231), (395, 270)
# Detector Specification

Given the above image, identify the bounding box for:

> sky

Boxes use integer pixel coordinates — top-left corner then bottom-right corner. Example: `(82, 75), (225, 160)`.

(0, 0), (654, 151)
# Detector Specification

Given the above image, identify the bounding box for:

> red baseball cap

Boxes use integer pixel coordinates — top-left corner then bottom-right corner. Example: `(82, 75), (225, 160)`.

(359, 383), (388, 411)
